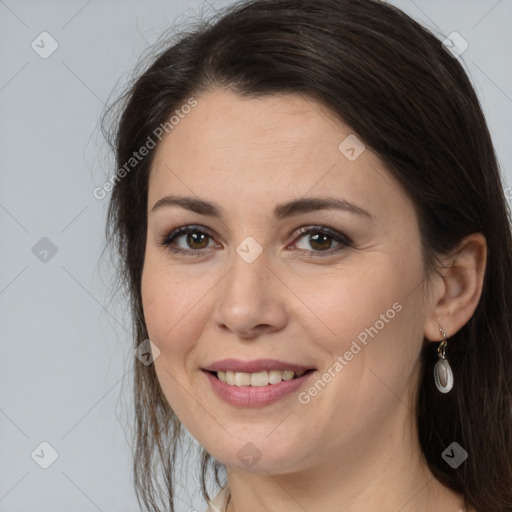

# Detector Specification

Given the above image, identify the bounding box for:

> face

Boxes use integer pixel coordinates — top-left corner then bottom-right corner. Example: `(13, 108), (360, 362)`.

(141, 88), (431, 475)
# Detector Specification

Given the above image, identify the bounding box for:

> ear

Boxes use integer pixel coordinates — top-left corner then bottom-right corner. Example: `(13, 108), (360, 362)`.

(424, 233), (487, 341)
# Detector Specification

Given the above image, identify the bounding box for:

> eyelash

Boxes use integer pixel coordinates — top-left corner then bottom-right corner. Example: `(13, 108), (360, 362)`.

(157, 224), (354, 258)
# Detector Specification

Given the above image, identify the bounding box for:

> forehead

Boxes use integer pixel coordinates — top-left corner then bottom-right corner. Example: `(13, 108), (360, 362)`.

(153, 89), (354, 170)
(148, 88), (411, 224)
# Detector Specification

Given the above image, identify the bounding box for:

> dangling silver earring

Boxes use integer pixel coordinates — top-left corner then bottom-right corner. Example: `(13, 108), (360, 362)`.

(433, 327), (454, 393)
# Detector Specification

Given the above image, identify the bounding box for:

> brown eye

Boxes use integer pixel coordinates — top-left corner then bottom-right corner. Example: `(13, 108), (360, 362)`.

(292, 226), (353, 256)
(183, 232), (210, 250)
(158, 225), (216, 256)
(305, 232), (334, 251)
(158, 224), (353, 258)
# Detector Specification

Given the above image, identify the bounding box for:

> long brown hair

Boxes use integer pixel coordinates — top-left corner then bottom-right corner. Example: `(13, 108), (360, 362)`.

(101, 0), (512, 510)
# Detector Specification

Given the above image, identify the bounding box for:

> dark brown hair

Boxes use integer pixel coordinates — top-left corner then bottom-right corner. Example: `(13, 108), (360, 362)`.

(101, 0), (512, 510)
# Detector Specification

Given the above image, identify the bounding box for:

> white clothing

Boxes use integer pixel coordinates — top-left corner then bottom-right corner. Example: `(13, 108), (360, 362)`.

(204, 482), (230, 512)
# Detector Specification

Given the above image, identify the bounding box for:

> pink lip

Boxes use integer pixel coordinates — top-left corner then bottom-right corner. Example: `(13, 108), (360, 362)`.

(203, 358), (314, 373)
(203, 369), (316, 407)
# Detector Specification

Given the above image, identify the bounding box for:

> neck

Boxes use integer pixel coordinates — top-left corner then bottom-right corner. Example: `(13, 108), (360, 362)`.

(223, 402), (464, 512)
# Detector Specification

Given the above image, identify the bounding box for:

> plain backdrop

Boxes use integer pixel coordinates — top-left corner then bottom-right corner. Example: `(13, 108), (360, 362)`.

(1, 0), (511, 510)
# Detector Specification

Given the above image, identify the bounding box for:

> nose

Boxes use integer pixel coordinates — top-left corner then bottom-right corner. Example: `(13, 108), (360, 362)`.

(212, 247), (288, 340)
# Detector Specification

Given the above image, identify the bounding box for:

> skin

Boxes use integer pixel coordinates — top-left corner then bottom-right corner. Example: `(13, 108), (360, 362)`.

(141, 88), (486, 512)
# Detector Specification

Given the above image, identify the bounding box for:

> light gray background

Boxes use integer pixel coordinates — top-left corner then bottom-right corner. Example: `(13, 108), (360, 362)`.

(1, 0), (511, 510)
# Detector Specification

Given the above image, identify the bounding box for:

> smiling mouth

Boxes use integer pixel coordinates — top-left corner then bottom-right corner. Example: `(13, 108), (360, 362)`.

(206, 369), (315, 386)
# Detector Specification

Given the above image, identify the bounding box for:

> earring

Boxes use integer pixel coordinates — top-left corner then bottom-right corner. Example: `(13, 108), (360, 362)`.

(433, 327), (454, 393)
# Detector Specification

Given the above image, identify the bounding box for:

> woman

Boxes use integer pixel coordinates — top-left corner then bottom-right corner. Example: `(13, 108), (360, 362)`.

(102, 0), (512, 510)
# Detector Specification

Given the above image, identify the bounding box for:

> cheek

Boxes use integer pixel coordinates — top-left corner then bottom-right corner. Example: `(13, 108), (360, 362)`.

(299, 251), (426, 399)
(297, 254), (420, 348)
(141, 259), (211, 359)
(141, 263), (206, 420)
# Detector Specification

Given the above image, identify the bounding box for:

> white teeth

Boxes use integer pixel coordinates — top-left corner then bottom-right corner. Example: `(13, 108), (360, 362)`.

(282, 370), (295, 381)
(250, 371), (268, 387)
(235, 372), (251, 386)
(268, 370), (284, 384)
(216, 369), (307, 386)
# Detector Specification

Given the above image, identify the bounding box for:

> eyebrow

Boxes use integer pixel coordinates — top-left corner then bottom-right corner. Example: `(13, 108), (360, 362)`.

(151, 195), (375, 220)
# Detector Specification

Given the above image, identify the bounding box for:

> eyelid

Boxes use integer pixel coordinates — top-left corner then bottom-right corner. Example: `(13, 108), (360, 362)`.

(158, 224), (354, 257)
(289, 225), (353, 252)
(157, 225), (217, 253)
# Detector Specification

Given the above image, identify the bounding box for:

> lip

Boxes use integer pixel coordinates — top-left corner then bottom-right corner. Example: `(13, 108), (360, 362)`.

(202, 369), (316, 408)
(203, 358), (315, 373)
